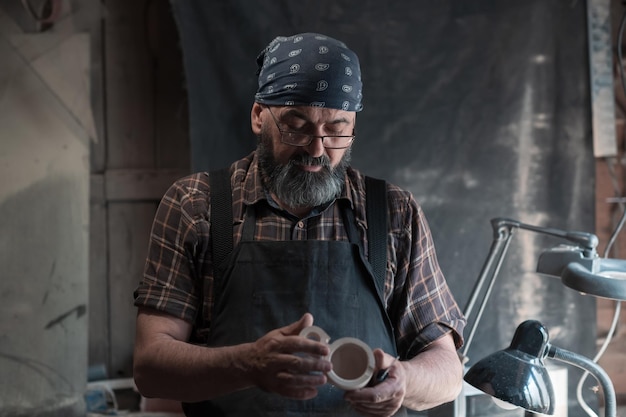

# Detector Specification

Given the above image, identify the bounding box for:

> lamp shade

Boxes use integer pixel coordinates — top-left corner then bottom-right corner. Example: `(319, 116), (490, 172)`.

(464, 320), (555, 415)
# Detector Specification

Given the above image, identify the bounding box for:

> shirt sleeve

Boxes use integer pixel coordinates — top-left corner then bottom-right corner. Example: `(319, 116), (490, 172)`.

(387, 186), (466, 359)
(133, 175), (207, 324)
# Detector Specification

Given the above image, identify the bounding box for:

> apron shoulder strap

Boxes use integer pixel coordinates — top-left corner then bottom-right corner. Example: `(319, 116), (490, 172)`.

(188, 168), (232, 347)
(365, 176), (388, 296)
(209, 167), (234, 267)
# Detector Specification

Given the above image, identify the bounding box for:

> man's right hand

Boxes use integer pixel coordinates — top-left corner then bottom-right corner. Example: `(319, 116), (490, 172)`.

(134, 309), (332, 402)
(246, 313), (332, 399)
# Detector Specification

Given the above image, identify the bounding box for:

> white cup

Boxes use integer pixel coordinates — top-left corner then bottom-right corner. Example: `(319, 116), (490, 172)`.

(300, 325), (375, 391)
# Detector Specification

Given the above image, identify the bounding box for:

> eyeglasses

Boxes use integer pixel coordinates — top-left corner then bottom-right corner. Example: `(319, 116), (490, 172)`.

(265, 106), (356, 149)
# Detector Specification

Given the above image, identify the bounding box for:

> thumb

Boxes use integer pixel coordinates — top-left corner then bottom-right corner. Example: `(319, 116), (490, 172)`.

(373, 348), (387, 372)
(300, 312), (314, 328)
(282, 312), (314, 336)
(373, 348), (397, 371)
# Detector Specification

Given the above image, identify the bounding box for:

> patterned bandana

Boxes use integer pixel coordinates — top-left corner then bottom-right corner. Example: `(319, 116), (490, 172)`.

(255, 33), (363, 112)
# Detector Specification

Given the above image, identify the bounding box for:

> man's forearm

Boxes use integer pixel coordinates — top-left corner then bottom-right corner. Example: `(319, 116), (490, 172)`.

(401, 336), (464, 411)
(133, 310), (331, 402)
(134, 336), (256, 402)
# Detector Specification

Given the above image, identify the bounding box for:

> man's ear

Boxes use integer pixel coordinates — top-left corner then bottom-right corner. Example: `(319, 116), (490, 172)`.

(251, 102), (264, 135)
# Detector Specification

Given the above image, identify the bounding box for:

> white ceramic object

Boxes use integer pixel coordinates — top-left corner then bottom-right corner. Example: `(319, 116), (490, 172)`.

(300, 325), (375, 391)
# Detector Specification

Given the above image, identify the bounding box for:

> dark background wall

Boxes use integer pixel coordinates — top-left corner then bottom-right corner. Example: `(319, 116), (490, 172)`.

(172, 1), (597, 415)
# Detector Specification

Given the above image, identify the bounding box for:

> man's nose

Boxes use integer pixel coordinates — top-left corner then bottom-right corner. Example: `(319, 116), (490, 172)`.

(304, 136), (326, 157)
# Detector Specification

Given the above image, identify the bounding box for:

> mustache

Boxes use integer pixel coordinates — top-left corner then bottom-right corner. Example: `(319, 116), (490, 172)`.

(289, 153), (331, 167)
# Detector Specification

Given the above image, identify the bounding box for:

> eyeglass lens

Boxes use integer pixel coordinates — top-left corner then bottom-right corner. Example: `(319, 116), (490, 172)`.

(266, 106), (354, 149)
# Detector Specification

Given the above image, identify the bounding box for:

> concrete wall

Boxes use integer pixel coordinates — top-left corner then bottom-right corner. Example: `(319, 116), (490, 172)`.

(0, 6), (90, 416)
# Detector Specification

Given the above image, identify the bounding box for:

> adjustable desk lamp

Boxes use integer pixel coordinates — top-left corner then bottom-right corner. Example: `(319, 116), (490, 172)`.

(460, 218), (599, 364)
(465, 320), (617, 417)
(458, 217), (626, 417)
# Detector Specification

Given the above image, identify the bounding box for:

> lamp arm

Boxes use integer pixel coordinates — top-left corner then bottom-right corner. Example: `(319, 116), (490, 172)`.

(460, 220), (516, 360)
(548, 345), (616, 417)
(460, 218), (599, 361)
(497, 218), (599, 256)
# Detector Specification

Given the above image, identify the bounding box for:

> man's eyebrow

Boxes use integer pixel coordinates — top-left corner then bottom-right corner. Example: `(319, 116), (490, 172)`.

(281, 109), (352, 125)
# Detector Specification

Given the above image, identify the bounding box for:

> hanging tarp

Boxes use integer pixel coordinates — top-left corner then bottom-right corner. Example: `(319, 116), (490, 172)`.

(171, 2), (598, 416)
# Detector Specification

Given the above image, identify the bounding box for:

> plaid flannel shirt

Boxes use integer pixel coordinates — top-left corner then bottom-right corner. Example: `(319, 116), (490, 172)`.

(134, 152), (465, 357)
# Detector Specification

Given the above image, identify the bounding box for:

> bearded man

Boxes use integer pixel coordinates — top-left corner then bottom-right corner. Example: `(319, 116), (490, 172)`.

(133, 32), (465, 417)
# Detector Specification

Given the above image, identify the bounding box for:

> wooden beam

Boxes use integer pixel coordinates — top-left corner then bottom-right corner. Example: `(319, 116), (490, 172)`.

(104, 169), (188, 202)
(104, 0), (155, 169)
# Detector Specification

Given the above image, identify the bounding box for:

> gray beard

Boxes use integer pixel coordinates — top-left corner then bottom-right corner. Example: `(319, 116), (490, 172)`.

(257, 130), (351, 209)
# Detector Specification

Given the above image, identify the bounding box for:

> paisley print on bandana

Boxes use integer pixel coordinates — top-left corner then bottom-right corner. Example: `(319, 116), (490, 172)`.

(255, 33), (363, 112)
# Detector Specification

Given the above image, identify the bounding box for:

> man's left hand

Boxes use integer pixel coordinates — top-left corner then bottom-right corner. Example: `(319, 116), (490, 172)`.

(343, 349), (405, 417)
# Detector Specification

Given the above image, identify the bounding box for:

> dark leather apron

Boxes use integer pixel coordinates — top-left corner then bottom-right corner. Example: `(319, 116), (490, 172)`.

(188, 202), (408, 416)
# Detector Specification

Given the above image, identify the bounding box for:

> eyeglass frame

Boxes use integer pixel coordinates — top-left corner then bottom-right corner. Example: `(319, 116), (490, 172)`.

(264, 106), (356, 149)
